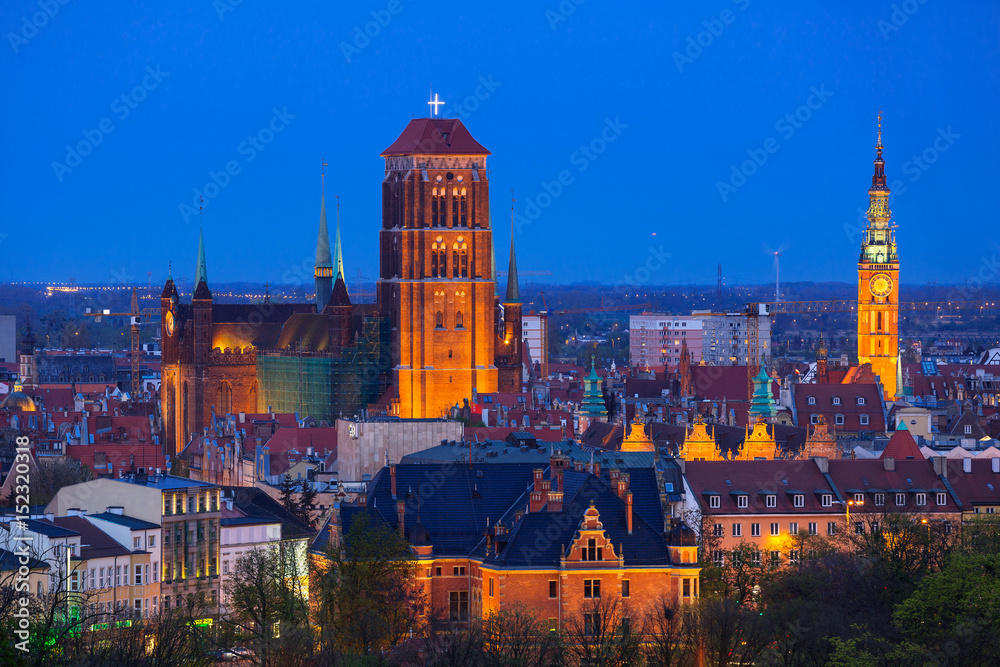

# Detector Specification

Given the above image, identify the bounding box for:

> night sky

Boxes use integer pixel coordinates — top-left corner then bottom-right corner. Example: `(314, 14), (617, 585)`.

(3, 0), (998, 288)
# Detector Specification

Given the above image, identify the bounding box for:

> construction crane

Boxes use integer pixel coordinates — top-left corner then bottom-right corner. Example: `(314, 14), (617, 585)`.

(743, 299), (997, 398)
(85, 288), (158, 398)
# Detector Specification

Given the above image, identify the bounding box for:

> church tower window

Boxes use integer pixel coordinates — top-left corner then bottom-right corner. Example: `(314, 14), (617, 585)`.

(452, 188), (459, 227)
(452, 244), (460, 278)
(435, 311), (444, 329)
(459, 188), (468, 227)
(455, 311), (464, 329)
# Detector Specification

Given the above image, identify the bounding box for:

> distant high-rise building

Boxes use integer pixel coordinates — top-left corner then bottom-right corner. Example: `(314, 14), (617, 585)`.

(628, 314), (703, 371)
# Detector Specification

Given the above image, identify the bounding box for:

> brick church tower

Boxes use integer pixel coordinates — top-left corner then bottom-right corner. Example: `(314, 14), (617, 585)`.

(377, 117), (498, 418)
(857, 114), (899, 399)
(496, 230), (523, 392)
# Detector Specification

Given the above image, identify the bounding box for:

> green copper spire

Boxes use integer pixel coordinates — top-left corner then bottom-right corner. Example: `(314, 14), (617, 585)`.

(316, 194), (332, 269)
(579, 355), (608, 419)
(334, 196), (345, 282)
(195, 227), (208, 287)
(748, 367), (777, 422)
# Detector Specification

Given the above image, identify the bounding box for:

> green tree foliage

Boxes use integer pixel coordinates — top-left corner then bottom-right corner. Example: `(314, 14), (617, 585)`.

(314, 510), (426, 658)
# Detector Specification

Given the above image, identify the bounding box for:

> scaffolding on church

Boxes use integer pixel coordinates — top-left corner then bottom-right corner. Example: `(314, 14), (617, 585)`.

(255, 315), (390, 423)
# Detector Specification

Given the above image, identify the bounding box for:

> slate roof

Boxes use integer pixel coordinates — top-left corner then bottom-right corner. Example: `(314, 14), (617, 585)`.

(275, 314), (332, 352)
(88, 512), (160, 530)
(381, 118), (491, 157)
(479, 475), (671, 569)
(340, 462), (678, 568)
(0, 548), (47, 572)
(24, 518), (78, 538)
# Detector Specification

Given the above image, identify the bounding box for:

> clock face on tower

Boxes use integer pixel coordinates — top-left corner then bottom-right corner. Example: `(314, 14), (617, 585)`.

(165, 310), (176, 336)
(869, 273), (894, 298)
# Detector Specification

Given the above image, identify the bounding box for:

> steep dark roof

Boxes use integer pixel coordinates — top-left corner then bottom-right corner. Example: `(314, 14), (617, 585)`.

(193, 279), (212, 300)
(0, 548), (47, 572)
(381, 118), (491, 157)
(329, 276), (351, 308)
(480, 474), (672, 568)
(89, 512), (160, 530)
(52, 516), (131, 559)
(221, 486), (315, 540)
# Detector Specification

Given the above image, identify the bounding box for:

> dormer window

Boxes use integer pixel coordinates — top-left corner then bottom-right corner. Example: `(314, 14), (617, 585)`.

(821, 494), (832, 507)
(709, 495), (720, 509)
(835, 414), (845, 426)
(964, 425), (972, 435)
(765, 494), (776, 508)
(857, 396), (866, 405)
(808, 396), (816, 405)
(793, 494), (804, 508)
(736, 495), (748, 509)
(832, 396), (841, 405)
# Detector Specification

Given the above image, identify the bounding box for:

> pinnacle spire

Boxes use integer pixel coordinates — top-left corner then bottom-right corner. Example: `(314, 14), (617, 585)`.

(505, 192), (520, 304)
(316, 193), (333, 269)
(334, 196), (345, 282)
(195, 227), (208, 288)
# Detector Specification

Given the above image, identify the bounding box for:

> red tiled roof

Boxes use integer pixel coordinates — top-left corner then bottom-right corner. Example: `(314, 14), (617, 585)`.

(880, 424), (922, 460)
(827, 459), (950, 506)
(794, 383), (885, 432)
(381, 118), (490, 157)
(943, 458), (1000, 507)
(263, 426), (337, 456)
(685, 460), (839, 515)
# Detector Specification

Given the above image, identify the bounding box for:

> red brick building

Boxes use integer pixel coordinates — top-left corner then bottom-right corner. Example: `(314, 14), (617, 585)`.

(321, 459), (700, 630)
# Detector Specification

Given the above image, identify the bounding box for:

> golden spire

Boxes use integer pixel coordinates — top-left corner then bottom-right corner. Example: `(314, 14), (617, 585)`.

(877, 110), (883, 149)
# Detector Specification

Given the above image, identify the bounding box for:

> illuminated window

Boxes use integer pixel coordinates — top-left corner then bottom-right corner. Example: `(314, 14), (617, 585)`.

(459, 188), (467, 227)
(452, 188), (460, 227)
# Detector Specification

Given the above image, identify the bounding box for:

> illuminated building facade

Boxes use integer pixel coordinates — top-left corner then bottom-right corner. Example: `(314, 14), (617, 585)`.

(377, 118), (499, 418)
(857, 115), (899, 399)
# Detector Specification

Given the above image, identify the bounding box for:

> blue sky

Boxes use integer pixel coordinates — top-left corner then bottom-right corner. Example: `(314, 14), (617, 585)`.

(2, 0), (998, 288)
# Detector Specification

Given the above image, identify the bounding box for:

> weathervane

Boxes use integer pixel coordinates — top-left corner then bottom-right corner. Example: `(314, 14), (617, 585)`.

(428, 90), (445, 117)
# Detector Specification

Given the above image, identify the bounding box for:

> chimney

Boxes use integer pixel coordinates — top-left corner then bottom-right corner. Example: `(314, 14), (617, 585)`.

(397, 500), (405, 539)
(67, 508), (85, 517)
(993, 458), (999, 474)
(593, 461), (601, 478)
(963, 458), (972, 473)
(390, 464), (397, 500)
(358, 494), (367, 506)
(532, 468), (544, 491)
(626, 492), (633, 535)
(932, 456), (947, 477)
(548, 491), (564, 512)
(883, 457), (895, 471)
(813, 457), (829, 474)
(556, 467), (565, 493)
(107, 506), (124, 515)
(609, 468), (620, 487)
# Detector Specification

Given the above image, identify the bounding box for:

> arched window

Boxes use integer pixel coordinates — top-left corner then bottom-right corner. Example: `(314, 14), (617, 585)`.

(457, 237), (469, 277)
(432, 188), (445, 226)
(452, 243), (460, 278)
(431, 242), (439, 277)
(455, 311), (464, 329)
(877, 312), (882, 332)
(435, 311), (444, 329)
(219, 381), (233, 415)
(459, 188), (467, 227)
(452, 188), (459, 227)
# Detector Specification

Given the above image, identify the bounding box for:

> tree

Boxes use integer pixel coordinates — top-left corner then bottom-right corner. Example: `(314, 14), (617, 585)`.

(565, 594), (642, 667)
(222, 545), (310, 667)
(278, 473), (297, 514)
(314, 510), (426, 658)
(642, 595), (695, 667)
(297, 481), (318, 529)
(893, 552), (1000, 666)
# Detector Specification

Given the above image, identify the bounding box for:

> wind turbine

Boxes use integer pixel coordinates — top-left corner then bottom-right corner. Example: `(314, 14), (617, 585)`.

(762, 242), (790, 306)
